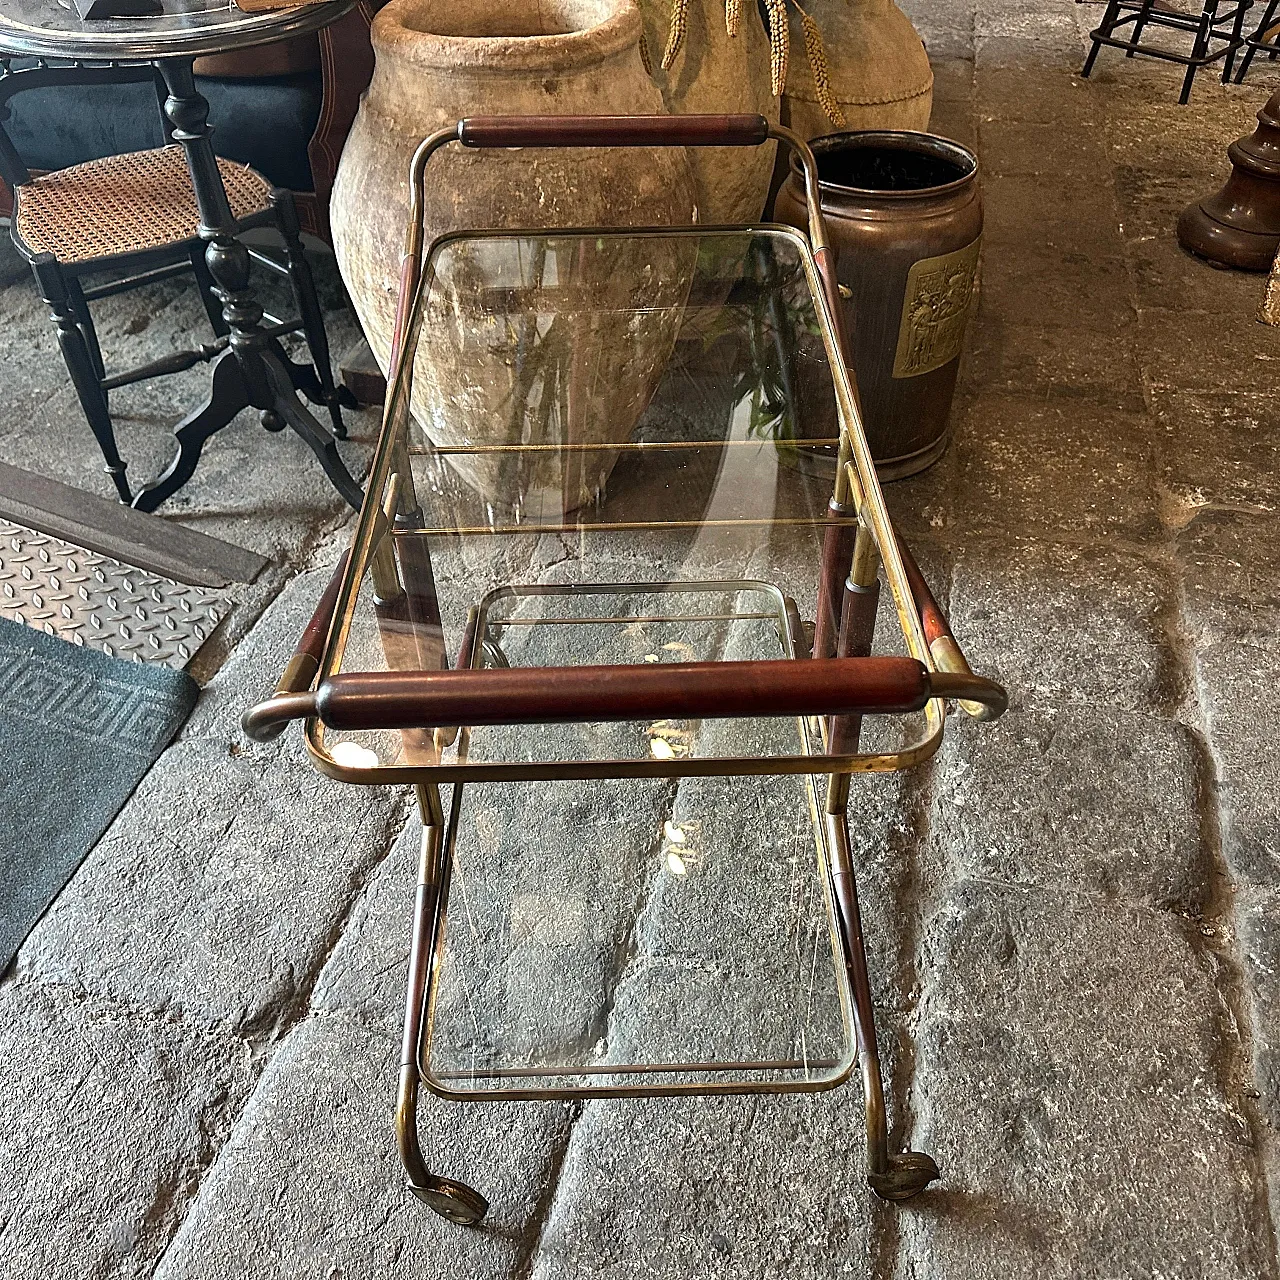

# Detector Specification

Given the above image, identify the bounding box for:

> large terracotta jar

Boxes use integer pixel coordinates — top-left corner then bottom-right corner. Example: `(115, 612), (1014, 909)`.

(636, 0), (779, 223)
(783, 0), (933, 140)
(331, 0), (698, 509)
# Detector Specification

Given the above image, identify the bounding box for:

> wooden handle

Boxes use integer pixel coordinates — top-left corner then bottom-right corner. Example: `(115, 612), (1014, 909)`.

(895, 536), (1008, 720)
(315, 656), (932, 731)
(241, 653), (1007, 743)
(458, 114), (771, 150)
(278, 551), (349, 695)
(240, 553), (350, 742)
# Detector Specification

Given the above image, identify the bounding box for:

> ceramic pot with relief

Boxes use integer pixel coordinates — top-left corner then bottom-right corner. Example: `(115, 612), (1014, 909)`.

(775, 130), (980, 479)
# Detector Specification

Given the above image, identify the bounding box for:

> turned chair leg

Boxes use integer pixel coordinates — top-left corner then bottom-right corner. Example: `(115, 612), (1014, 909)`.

(273, 190), (353, 440)
(397, 784), (489, 1227)
(190, 241), (230, 338)
(31, 256), (131, 503)
(64, 275), (106, 383)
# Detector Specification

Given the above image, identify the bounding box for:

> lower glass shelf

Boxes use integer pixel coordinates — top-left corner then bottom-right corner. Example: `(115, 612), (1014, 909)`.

(420, 765), (857, 1101)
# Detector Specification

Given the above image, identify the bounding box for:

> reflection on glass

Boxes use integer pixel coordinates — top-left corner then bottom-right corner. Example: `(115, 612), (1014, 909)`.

(319, 227), (932, 775)
(1, 0), (340, 42)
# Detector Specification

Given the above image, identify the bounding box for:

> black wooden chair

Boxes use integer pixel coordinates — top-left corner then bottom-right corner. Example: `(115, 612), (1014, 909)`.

(0, 60), (353, 505)
(0, 2), (379, 243)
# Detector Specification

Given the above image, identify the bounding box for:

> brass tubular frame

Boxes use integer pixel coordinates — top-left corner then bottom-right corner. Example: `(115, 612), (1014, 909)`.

(395, 783), (488, 1226)
(307, 118), (941, 765)
(827, 521), (882, 757)
(823, 811), (941, 1199)
(241, 118), (1002, 766)
(824, 813), (888, 1179)
(414, 579), (860, 1103)
(410, 584), (859, 1108)
(238, 114), (1010, 1225)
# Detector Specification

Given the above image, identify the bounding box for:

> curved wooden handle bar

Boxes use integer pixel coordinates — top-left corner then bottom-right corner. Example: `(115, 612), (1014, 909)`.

(316, 656), (930, 730)
(458, 113), (771, 150)
(895, 536), (1007, 721)
(240, 658), (1009, 741)
(240, 552), (349, 742)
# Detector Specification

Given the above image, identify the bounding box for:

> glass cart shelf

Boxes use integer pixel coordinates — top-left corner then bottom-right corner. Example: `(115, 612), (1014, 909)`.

(307, 227), (939, 784)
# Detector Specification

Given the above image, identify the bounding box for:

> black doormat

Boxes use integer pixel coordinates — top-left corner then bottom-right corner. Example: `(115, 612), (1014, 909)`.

(0, 617), (197, 972)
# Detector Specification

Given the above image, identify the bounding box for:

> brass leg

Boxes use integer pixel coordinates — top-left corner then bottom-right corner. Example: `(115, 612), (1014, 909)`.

(814, 500), (859, 660)
(394, 531), (447, 674)
(824, 782), (939, 1202)
(397, 783), (488, 1226)
(828, 521), (881, 754)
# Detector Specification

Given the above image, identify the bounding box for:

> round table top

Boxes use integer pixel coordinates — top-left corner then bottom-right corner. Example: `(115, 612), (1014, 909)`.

(0, 0), (353, 61)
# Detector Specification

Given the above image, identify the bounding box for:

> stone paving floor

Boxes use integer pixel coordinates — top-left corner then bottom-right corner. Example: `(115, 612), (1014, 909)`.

(3, 1), (1280, 1275)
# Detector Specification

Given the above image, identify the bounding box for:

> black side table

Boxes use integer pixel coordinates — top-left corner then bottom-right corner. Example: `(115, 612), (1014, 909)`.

(0, 0), (364, 511)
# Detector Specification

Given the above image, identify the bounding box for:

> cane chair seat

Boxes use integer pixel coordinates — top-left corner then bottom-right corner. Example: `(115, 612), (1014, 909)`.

(13, 145), (274, 266)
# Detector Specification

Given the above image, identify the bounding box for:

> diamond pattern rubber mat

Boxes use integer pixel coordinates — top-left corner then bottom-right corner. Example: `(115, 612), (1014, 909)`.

(0, 521), (229, 669)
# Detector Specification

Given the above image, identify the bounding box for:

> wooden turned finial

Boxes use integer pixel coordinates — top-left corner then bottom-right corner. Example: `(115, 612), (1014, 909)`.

(1178, 88), (1280, 272)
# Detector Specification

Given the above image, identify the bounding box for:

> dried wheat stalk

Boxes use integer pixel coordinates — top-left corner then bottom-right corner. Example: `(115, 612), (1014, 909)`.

(661, 0), (690, 69)
(655, 0), (844, 128)
(792, 1), (845, 126)
(764, 0), (789, 97)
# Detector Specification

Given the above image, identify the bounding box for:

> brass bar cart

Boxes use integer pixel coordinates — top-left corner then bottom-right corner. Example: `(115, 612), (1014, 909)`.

(244, 115), (1007, 1227)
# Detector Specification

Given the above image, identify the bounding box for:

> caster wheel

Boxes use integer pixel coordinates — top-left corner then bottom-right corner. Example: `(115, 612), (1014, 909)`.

(260, 410), (285, 433)
(868, 1151), (940, 1202)
(409, 1176), (489, 1226)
